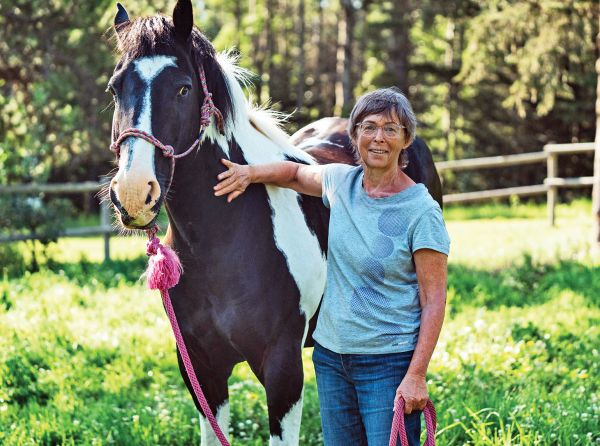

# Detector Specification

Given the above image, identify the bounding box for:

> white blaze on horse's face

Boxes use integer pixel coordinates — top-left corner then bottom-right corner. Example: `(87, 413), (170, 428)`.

(110, 55), (177, 228)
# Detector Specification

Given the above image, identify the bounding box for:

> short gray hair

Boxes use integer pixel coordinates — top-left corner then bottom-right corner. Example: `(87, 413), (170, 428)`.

(347, 88), (417, 168)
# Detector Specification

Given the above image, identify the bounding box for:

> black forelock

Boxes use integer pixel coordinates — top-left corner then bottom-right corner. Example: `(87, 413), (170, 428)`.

(114, 14), (233, 129)
(115, 15), (214, 59)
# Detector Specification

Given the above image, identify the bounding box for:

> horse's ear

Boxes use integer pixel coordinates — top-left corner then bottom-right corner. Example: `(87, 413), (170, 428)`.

(114, 3), (130, 29)
(173, 0), (193, 42)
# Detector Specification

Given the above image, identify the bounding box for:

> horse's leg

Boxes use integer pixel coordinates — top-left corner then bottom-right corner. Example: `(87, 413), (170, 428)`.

(250, 321), (306, 446)
(176, 349), (234, 446)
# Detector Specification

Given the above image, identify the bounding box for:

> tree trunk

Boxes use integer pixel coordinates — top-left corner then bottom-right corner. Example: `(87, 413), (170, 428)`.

(388, 0), (412, 95)
(280, 0), (291, 108)
(335, 0), (355, 116)
(249, 0), (265, 101)
(234, 0), (242, 49)
(313, 0), (325, 114)
(593, 13), (600, 248)
(296, 0), (306, 109)
(266, 0), (276, 101)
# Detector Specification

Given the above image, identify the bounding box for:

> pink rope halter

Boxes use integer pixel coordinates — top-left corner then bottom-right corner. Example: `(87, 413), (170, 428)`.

(109, 64), (230, 446)
(110, 63), (224, 160)
(389, 397), (437, 446)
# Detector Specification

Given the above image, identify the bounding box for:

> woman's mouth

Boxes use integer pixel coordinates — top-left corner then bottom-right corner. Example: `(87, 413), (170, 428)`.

(369, 149), (388, 154)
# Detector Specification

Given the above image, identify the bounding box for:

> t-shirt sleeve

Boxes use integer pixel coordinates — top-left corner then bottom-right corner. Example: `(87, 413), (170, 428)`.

(410, 205), (451, 255)
(321, 163), (352, 208)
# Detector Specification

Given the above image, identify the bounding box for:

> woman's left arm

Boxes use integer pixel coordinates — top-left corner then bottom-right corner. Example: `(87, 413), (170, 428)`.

(395, 248), (448, 414)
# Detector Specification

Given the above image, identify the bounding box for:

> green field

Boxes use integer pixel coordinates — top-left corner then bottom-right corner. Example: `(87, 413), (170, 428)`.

(1, 201), (599, 445)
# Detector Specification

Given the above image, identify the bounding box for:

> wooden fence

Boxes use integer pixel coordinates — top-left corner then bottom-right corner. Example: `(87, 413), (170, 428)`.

(0, 182), (113, 261)
(0, 142), (596, 261)
(436, 142), (596, 225)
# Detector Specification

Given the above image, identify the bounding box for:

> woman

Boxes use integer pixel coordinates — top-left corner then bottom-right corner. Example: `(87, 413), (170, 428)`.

(214, 88), (449, 446)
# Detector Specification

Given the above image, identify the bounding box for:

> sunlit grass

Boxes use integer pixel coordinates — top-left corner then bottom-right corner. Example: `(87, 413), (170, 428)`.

(443, 197), (592, 221)
(1, 202), (599, 445)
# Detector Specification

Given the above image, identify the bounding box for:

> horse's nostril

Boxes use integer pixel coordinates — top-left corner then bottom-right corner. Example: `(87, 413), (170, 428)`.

(121, 214), (133, 225)
(147, 180), (160, 205)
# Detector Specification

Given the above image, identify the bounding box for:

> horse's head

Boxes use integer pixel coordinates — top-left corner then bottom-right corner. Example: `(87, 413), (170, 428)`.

(107, 1), (231, 229)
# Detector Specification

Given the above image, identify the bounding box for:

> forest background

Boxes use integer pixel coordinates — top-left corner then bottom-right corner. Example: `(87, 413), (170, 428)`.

(0, 0), (597, 199)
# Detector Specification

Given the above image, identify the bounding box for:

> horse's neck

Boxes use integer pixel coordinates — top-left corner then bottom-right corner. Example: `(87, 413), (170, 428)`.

(165, 136), (244, 247)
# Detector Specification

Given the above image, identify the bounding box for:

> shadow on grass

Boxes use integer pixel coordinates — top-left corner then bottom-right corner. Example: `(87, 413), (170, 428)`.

(448, 255), (599, 314)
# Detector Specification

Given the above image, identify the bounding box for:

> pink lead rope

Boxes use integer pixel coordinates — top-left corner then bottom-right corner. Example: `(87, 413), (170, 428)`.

(389, 397), (437, 446)
(144, 226), (231, 446)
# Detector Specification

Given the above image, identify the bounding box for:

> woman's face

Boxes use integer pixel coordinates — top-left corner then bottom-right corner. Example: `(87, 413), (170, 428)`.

(355, 112), (410, 172)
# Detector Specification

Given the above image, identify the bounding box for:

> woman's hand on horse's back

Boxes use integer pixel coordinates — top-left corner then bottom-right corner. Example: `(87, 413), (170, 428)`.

(214, 159), (252, 202)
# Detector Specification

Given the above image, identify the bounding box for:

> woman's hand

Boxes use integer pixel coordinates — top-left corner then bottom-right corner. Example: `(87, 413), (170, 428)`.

(394, 373), (428, 414)
(214, 158), (252, 202)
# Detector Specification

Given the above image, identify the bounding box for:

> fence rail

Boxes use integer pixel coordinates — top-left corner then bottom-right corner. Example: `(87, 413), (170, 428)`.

(438, 142), (596, 225)
(0, 181), (113, 260)
(0, 142), (597, 256)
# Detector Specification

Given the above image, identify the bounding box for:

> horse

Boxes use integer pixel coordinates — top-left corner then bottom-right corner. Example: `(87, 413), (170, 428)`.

(108, 2), (327, 444)
(106, 2), (441, 444)
(289, 117), (443, 208)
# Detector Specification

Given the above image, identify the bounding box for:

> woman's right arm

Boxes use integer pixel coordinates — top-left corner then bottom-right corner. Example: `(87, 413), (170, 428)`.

(214, 158), (324, 202)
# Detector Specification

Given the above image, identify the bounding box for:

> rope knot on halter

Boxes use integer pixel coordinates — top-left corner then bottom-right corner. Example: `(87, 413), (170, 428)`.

(146, 234), (160, 257)
(199, 87), (224, 133)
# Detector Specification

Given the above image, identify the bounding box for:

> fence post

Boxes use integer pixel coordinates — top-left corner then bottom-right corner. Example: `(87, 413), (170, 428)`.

(546, 150), (558, 226)
(100, 200), (111, 262)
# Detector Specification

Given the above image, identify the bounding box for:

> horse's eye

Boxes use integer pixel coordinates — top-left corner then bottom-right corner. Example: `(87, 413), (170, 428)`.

(106, 85), (117, 97)
(178, 86), (190, 97)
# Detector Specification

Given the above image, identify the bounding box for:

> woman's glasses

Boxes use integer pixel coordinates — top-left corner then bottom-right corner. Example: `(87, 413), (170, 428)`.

(357, 122), (405, 138)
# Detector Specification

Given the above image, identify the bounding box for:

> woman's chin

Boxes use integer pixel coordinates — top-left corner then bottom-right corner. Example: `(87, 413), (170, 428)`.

(363, 155), (395, 171)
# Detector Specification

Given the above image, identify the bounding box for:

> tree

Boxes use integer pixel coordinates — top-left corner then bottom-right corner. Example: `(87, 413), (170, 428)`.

(593, 11), (600, 247)
(334, 0), (357, 116)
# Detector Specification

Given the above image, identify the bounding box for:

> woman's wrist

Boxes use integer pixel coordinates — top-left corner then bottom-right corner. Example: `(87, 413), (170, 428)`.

(247, 165), (256, 184)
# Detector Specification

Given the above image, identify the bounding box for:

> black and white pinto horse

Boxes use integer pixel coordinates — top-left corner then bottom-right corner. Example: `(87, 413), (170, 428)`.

(107, 2), (441, 444)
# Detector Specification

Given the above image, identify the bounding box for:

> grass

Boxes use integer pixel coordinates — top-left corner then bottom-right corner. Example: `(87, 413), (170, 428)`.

(1, 201), (599, 445)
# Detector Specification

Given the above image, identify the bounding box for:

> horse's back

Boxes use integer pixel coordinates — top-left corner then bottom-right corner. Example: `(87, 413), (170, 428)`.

(290, 117), (355, 164)
(290, 117), (443, 208)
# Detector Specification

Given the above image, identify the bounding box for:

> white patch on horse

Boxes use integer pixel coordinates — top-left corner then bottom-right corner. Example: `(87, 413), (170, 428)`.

(113, 56), (177, 224)
(269, 397), (303, 446)
(206, 53), (327, 323)
(295, 137), (345, 150)
(118, 56), (176, 175)
(199, 401), (230, 446)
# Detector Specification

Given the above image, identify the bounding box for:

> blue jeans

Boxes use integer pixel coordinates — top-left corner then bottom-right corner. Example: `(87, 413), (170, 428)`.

(312, 342), (421, 446)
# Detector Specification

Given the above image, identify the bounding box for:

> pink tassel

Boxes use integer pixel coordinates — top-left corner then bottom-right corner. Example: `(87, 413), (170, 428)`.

(145, 237), (182, 290)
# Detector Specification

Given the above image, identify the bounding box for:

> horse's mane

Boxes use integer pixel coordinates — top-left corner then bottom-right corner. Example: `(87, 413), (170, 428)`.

(114, 15), (312, 163)
(206, 52), (314, 164)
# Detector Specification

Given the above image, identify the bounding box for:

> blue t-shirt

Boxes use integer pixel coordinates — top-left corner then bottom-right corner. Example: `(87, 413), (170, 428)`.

(312, 164), (450, 354)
